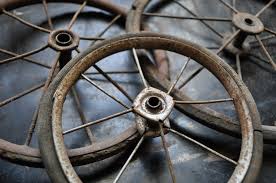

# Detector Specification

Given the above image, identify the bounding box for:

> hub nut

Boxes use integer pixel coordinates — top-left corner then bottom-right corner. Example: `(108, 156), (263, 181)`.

(133, 87), (174, 122)
(48, 29), (80, 51)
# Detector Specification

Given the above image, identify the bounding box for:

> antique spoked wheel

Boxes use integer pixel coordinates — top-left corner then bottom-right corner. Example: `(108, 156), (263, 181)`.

(0, 0), (131, 167)
(38, 33), (263, 183)
(126, 0), (276, 143)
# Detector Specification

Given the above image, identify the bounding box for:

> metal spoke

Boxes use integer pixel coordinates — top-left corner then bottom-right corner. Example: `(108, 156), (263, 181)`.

(132, 48), (149, 88)
(93, 65), (133, 102)
(216, 29), (241, 54)
(248, 53), (270, 64)
(167, 58), (190, 95)
(63, 109), (133, 135)
(85, 70), (139, 75)
(159, 123), (176, 183)
(113, 135), (145, 183)
(249, 35), (275, 44)
(232, 0), (236, 33)
(81, 13), (121, 43)
(169, 128), (238, 165)
(0, 82), (45, 107)
(236, 54), (242, 79)
(71, 86), (95, 143)
(79, 36), (105, 41)
(174, 98), (233, 104)
(82, 74), (129, 109)
(178, 66), (204, 89)
(143, 12), (232, 22)
(24, 52), (60, 145)
(172, 0), (224, 38)
(67, 0), (87, 30)
(255, 35), (276, 70)
(264, 27), (276, 36)
(42, 0), (54, 30)
(0, 44), (49, 65)
(2, 9), (51, 33)
(0, 48), (51, 69)
(255, 0), (276, 17)
(217, 0), (238, 13)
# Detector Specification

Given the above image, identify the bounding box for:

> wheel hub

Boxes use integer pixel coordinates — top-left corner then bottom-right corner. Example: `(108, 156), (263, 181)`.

(133, 87), (174, 122)
(232, 12), (264, 34)
(133, 87), (173, 136)
(48, 29), (80, 51)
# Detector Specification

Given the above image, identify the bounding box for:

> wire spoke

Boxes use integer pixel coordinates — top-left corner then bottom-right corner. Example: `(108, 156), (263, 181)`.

(2, 9), (51, 33)
(232, 0), (236, 32)
(236, 54), (242, 79)
(0, 44), (49, 65)
(174, 98), (233, 104)
(255, 35), (276, 70)
(85, 70), (139, 75)
(67, 0), (87, 30)
(216, 29), (241, 54)
(169, 128), (238, 165)
(113, 135), (145, 183)
(249, 35), (275, 44)
(248, 53), (270, 64)
(264, 27), (276, 36)
(0, 48), (51, 69)
(63, 109), (133, 135)
(79, 36), (105, 41)
(255, 0), (276, 17)
(0, 82), (45, 108)
(217, 0), (238, 13)
(71, 87), (95, 143)
(167, 58), (190, 95)
(159, 124), (176, 183)
(172, 0), (224, 38)
(82, 74), (129, 109)
(178, 66), (204, 89)
(93, 65), (133, 102)
(81, 12), (121, 43)
(24, 52), (60, 145)
(42, 0), (54, 30)
(143, 12), (232, 22)
(132, 48), (149, 88)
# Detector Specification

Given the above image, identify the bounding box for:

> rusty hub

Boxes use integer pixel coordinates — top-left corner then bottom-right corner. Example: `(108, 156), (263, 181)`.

(133, 87), (173, 137)
(232, 13), (264, 34)
(224, 12), (265, 55)
(133, 87), (174, 122)
(48, 29), (79, 51)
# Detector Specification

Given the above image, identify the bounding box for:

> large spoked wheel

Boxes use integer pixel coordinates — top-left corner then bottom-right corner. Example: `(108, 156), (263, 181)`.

(0, 0), (129, 167)
(126, 0), (276, 143)
(38, 32), (263, 183)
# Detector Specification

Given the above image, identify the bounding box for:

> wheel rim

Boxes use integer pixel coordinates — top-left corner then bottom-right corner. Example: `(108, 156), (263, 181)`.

(38, 32), (262, 183)
(0, 0), (128, 167)
(126, 0), (276, 143)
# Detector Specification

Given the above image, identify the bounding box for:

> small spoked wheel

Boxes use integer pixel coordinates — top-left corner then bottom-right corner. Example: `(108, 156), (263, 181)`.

(126, 0), (276, 144)
(0, 0), (127, 167)
(38, 32), (263, 183)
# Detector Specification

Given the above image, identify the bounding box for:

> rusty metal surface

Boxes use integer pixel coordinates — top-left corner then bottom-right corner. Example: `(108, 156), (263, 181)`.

(0, 0), (275, 183)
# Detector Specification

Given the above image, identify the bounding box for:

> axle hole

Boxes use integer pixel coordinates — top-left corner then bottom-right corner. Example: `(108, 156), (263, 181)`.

(244, 18), (254, 26)
(147, 96), (161, 109)
(56, 32), (72, 46)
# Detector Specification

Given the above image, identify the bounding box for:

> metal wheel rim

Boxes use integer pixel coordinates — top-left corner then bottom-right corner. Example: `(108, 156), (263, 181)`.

(126, 0), (276, 144)
(38, 32), (263, 183)
(0, 0), (128, 167)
